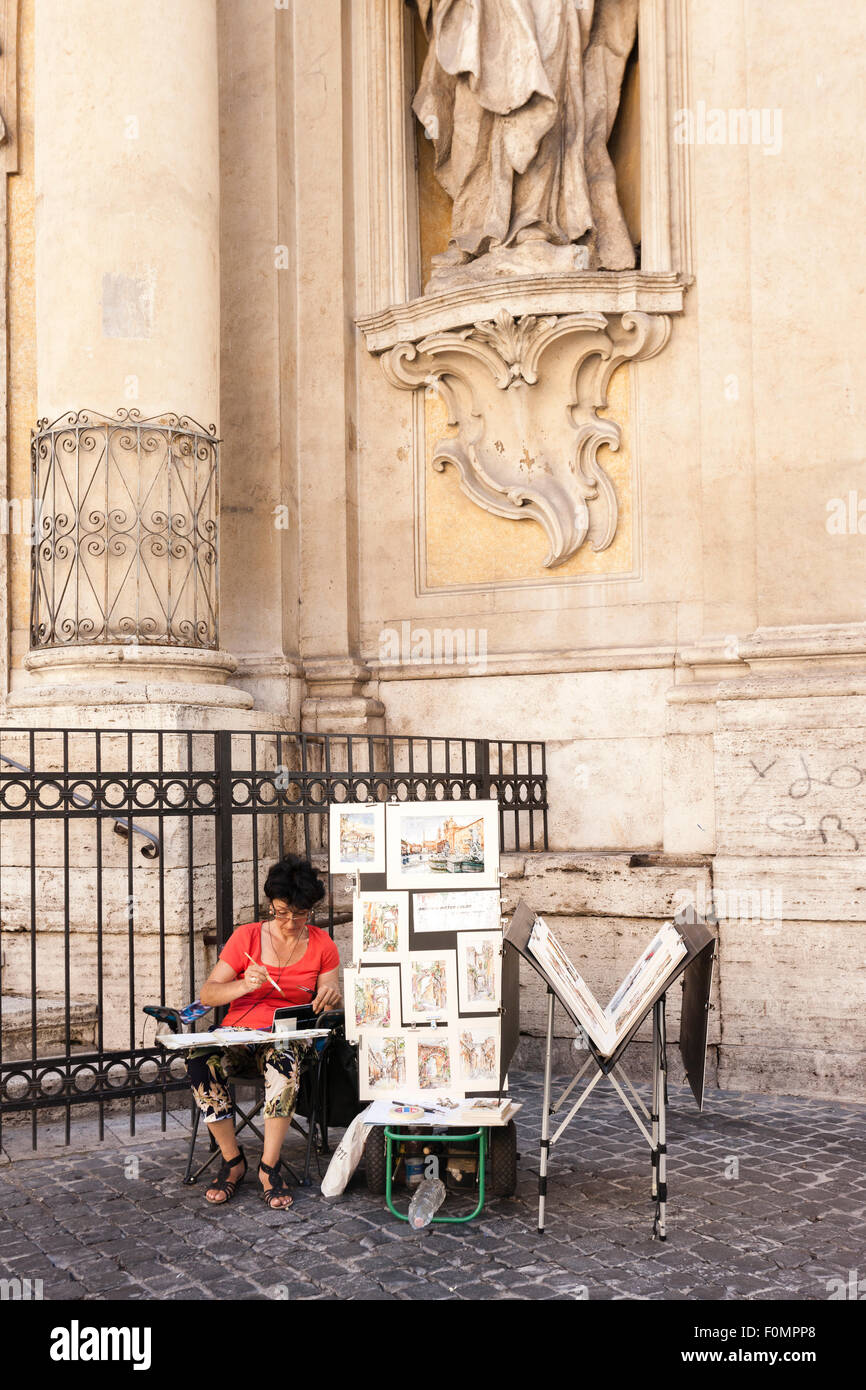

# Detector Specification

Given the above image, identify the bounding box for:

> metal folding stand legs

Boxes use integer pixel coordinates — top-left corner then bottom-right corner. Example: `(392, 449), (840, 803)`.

(536, 986), (670, 1238)
(651, 995), (668, 1240)
(538, 989), (555, 1233)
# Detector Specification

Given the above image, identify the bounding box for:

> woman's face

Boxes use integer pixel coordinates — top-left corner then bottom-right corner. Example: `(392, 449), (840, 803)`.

(267, 897), (308, 927)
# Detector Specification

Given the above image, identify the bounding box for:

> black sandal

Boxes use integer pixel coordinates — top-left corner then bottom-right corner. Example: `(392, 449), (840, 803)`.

(258, 1159), (294, 1210)
(205, 1146), (247, 1204)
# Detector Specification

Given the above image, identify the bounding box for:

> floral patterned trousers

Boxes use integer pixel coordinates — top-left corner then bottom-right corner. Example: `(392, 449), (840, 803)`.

(185, 1037), (306, 1123)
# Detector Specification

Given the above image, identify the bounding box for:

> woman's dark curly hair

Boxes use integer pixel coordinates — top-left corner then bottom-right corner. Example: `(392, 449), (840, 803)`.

(263, 854), (326, 913)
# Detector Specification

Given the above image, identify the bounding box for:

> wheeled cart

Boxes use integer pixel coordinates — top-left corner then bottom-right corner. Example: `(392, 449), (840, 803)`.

(365, 1112), (519, 1224)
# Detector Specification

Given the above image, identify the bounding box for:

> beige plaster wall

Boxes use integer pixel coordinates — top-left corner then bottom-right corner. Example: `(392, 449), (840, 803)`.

(377, 667), (671, 851)
(742, 3), (866, 629)
(348, 0), (866, 871)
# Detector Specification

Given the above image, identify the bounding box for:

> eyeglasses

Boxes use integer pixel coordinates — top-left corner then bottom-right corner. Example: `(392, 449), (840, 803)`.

(263, 907), (307, 922)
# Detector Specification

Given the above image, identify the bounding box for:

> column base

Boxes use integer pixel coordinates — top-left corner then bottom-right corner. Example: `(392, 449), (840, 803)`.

(10, 644), (253, 714)
(231, 656), (305, 723)
(300, 659), (384, 735)
(301, 694), (386, 736)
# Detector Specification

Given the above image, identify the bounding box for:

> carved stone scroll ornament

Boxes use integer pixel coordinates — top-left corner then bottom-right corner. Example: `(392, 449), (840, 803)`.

(381, 309), (670, 567)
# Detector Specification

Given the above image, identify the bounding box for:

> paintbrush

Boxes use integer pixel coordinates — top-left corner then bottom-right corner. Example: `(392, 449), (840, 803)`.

(244, 951), (286, 997)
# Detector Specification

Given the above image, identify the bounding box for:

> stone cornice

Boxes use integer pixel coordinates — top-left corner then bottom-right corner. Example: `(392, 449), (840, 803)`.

(713, 671), (866, 703)
(671, 623), (866, 702)
(678, 623), (866, 670)
(233, 655), (305, 681)
(356, 271), (687, 352)
(366, 624), (866, 689)
(737, 623), (866, 664)
(369, 643), (679, 682)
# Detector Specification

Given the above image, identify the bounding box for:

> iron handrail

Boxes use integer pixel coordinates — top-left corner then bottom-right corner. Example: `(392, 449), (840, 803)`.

(0, 752), (160, 858)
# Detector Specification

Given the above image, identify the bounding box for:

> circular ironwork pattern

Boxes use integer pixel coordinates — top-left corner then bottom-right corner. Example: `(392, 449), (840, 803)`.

(226, 772), (494, 811)
(0, 771), (219, 815)
(0, 1050), (189, 1108)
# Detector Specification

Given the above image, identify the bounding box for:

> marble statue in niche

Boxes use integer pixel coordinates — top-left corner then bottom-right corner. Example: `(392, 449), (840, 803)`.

(413, 0), (638, 288)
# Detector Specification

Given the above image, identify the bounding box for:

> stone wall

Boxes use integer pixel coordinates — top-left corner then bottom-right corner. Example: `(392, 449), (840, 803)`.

(495, 851), (865, 1102)
(329, 849), (864, 1102)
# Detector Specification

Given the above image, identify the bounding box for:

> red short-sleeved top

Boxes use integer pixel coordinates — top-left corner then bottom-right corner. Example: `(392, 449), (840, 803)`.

(218, 921), (340, 1030)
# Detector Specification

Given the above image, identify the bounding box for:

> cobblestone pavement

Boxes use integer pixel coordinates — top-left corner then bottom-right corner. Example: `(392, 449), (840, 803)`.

(1, 1075), (864, 1301)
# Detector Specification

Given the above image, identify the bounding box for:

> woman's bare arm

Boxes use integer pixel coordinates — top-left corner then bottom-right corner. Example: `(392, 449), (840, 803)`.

(200, 957), (264, 1008)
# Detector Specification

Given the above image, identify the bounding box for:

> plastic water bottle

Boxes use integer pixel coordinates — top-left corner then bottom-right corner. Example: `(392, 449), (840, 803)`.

(408, 1176), (447, 1229)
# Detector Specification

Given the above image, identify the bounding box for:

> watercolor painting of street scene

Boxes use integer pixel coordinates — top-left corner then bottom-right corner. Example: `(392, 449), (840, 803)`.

(365, 1035), (407, 1092)
(354, 972), (397, 1030)
(359, 897), (402, 954)
(339, 811), (378, 864)
(417, 1038), (452, 1090)
(458, 1025), (498, 1085)
(398, 813), (485, 875)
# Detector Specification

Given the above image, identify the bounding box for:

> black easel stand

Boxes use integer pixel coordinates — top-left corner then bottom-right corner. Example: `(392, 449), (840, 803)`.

(507, 901), (714, 1240)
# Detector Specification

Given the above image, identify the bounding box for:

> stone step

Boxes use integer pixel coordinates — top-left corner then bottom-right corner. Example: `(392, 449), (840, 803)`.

(1, 996), (99, 1061)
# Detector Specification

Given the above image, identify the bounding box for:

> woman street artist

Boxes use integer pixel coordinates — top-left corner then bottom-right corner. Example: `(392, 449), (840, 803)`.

(187, 854), (341, 1210)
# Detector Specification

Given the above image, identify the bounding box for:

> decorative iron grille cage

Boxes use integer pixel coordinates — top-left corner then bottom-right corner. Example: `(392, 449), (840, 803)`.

(30, 409), (219, 649)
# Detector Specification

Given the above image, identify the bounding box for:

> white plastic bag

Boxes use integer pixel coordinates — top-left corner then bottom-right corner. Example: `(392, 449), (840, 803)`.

(320, 1106), (373, 1198)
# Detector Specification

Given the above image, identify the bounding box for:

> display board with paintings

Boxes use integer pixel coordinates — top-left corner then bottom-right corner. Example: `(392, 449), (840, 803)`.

(329, 798), (518, 1102)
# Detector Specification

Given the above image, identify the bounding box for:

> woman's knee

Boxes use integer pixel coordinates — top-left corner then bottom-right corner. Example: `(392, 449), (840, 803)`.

(262, 1043), (298, 1076)
(262, 1054), (300, 1119)
(185, 1047), (224, 1081)
(188, 1065), (233, 1120)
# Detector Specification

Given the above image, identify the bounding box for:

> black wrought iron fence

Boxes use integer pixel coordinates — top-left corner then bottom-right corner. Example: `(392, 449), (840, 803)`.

(0, 728), (547, 1149)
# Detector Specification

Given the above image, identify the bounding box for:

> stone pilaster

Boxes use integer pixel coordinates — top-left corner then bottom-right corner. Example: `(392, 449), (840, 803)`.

(290, 0), (383, 735)
(301, 660), (385, 737)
